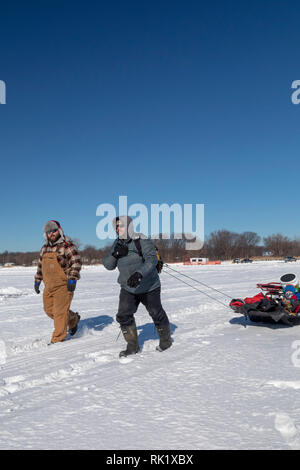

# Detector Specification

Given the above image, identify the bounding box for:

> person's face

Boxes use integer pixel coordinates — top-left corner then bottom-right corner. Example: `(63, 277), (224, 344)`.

(116, 222), (126, 238)
(47, 229), (59, 243)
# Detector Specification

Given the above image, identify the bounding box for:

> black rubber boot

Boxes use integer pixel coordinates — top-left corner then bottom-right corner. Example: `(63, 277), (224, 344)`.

(119, 320), (140, 358)
(156, 324), (172, 351)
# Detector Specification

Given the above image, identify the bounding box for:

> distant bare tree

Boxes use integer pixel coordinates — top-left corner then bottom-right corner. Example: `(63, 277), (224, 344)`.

(290, 238), (300, 256)
(72, 238), (82, 250)
(263, 234), (293, 257)
(205, 230), (240, 260)
(153, 234), (187, 263)
(1, 230), (299, 266)
(81, 245), (100, 264)
(234, 232), (261, 258)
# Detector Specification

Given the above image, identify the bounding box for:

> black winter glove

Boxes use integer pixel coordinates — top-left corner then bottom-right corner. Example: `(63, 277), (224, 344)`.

(34, 281), (41, 294)
(112, 243), (129, 259)
(127, 272), (143, 288)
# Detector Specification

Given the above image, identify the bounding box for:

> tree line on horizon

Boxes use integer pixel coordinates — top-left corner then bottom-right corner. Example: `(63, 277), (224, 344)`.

(1, 231), (300, 266)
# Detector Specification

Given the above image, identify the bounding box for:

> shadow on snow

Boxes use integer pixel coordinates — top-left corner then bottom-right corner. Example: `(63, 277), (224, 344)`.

(136, 322), (177, 349)
(78, 315), (114, 333)
(75, 314), (177, 348)
(229, 316), (300, 329)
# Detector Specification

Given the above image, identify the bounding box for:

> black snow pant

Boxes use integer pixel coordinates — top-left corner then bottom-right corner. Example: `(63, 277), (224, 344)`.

(116, 287), (169, 328)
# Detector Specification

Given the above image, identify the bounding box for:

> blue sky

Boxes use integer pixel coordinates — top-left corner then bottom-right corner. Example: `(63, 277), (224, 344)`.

(1, 0), (300, 251)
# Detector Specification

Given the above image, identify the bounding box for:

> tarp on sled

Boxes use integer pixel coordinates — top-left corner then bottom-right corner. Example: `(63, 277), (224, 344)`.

(230, 293), (300, 326)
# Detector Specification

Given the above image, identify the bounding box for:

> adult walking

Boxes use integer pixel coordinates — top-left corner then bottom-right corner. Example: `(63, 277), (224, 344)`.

(103, 215), (172, 357)
(34, 220), (82, 344)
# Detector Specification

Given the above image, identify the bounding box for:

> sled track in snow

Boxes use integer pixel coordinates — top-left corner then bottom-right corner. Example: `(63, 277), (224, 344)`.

(2, 264), (300, 449)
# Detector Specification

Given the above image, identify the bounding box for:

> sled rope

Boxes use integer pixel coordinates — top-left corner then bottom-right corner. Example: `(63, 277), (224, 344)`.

(163, 266), (229, 308)
(164, 264), (232, 301)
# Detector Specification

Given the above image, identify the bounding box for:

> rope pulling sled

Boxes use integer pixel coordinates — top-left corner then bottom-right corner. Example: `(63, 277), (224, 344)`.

(163, 266), (300, 327)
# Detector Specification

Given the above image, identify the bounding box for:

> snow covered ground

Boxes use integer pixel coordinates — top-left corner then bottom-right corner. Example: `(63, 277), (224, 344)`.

(1, 261), (300, 450)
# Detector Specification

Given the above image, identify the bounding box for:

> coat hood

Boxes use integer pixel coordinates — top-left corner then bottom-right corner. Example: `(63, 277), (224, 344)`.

(112, 215), (135, 240)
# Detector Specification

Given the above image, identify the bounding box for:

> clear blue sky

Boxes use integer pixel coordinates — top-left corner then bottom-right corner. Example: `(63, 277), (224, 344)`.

(1, 0), (300, 251)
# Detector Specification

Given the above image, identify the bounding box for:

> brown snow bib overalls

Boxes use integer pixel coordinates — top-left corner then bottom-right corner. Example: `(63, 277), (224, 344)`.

(42, 252), (78, 343)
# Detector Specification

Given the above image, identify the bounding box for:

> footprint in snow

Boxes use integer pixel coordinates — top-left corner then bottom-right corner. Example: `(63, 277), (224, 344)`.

(119, 356), (134, 364)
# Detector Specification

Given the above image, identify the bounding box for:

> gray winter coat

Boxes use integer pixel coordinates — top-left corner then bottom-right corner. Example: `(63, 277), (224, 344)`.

(102, 235), (160, 294)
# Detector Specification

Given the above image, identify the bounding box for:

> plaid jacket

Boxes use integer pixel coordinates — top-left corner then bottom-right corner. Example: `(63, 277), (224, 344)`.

(35, 239), (82, 282)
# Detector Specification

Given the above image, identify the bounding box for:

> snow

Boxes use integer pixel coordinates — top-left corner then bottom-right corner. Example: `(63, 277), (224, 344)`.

(1, 261), (300, 449)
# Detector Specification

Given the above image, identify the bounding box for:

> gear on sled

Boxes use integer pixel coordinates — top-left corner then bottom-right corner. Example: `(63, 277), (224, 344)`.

(230, 273), (300, 326)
